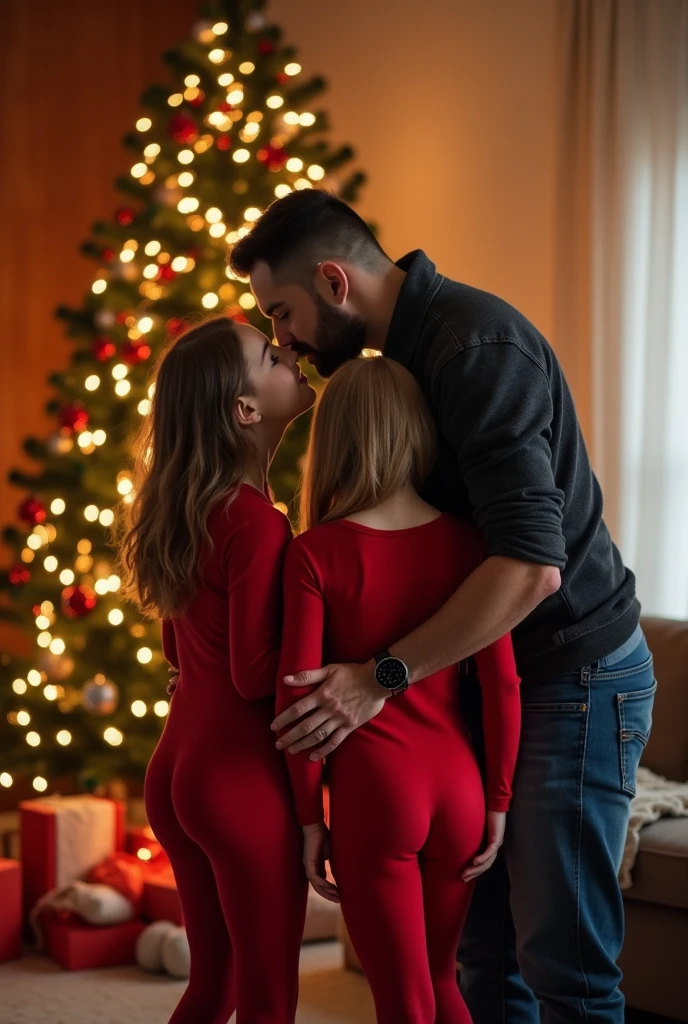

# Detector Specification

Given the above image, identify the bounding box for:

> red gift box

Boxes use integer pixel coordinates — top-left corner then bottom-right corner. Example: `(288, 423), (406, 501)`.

(142, 863), (183, 925)
(0, 859), (22, 962)
(41, 911), (145, 970)
(125, 825), (169, 867)
(20, 795), (125, 916)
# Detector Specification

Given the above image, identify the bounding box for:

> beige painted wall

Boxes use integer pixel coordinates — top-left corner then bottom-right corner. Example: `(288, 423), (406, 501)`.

(270, 0), (563, 347)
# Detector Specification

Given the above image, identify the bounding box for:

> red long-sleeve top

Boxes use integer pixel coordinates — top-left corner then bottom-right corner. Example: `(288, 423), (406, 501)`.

(276, 514), (521, 826)
(161, 485), (291, 702)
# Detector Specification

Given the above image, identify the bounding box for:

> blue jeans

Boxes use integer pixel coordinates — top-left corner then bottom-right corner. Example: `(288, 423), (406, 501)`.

(458, 625), (656, 1023)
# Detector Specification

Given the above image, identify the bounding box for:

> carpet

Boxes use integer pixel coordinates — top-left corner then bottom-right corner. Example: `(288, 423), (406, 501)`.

(0, 941), (375, 1024)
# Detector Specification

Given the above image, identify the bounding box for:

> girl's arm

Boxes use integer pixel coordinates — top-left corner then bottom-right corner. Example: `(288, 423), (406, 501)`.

(227, 504), (291, 701)
(276, 538), (326, 826)
(472, 634), (521, 812)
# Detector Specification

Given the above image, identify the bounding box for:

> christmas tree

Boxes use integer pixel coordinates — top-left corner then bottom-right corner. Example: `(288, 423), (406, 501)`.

(0, 0), (365, 795)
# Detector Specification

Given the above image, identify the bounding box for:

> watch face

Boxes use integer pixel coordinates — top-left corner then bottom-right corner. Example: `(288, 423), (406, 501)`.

(375, 656), (408, 690)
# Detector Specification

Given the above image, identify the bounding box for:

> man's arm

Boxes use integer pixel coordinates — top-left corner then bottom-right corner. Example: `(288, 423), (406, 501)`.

(274, 340), (565, 756)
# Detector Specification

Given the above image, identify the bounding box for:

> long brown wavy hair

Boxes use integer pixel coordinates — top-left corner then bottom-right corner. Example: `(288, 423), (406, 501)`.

(118, 316), (253, 619)
(300, 356), (436, 532)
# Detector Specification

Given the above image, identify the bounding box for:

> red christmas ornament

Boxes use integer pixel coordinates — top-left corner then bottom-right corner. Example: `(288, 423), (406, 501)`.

(217, 101), (233, 113)
(59, 403), (89, 435)
(156, 264), (177, 283)
(101, 248), (115, 263)
(166, 318), (186, 338)
(188, 89), (206, 108)
(258, 40), (275, 55)
(9, 564), (31, 586)
(228, 305), (249, 324)
(18, 496), (46, 526)
(257, 144), (287, 169)
(121, 341), (151, 366)
(92, 337), (116, 362)
(276, 73), (290, 86)
(168, 112), (198, 145)
(115, 207), (135, 227)
(217, 136), (232, 152)
(61, 584), (97, 619)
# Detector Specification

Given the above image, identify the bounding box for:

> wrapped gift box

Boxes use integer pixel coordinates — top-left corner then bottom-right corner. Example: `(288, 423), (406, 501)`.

(142, 863), (183, 926)
(42, 911), (145, 971)
(0, 859), (22, 962)
(125, 825), (168, 867)
(20, 795), (125, 915)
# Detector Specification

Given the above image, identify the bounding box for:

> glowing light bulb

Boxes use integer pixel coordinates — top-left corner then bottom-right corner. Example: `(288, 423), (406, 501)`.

(266, 95), (284, 109)
(85, 375), (100, 391)
(233, 149), (250, 164)
(131, 162), (147, 178)
(137, 647), (153, 664)
(178, 149), (194, 165)
(92, 280), (107, 294)
(300, 112), (316, 127)
(57, 730), (72, 746)
(136, 118), (152, 132)
(209, 223), (226, 238)
(154, 701), (169, 717)
(28, 670), (42, 686)
(27, 535), (42, 551)
(26, 732), (40, 747)
(177, 171), (194, 188)
(286, 157), (304, 172)
(244, 207), (261, 222)
(58, 570), (74, 586)
(131, 700), (147, 717)
(93, 429), (106, 445)
(274, 184), (292, 199)
(239, 62), (255, 74)
(95, 579), (109, 596)
(104, 727), (123, 746)
(49, 639), (65, 656)
(295, 178), (313, 190)
(99, 509), (115, 527)
(138, 317), (153, 333)
(212, 21), (228, 33)
(209, 48), (225, 64)
(17, 711), (30, 727)
(117, 478), (133, 496)
(112, 364), (128, 381)
(115, 380), (131, 397)
(84, 505), (99, 522)
(78, 432), (94, 449)
(108, 575), (121, 592)
(44, 684), (58, 699)
(44, 556), (58, 572)
(144, 240), (161, 256)
(137, 847), (153, 862)
(285, 63), (302, 76)
(205, 207), (223, 223)
(185, 74), (200, 87)
(33, 777), (48, 792)
(0, 773), (13, 787)
(308, 165), (325, 181)
(202, 292), (219, 309)
(168, 93), (183, 107)
(143, 264), (158, 279)
(227, 88), (244, 105)
(37, 633), (51, 648)
(178, 197), (199, 214)
(108, 609), (124, 626)
(239, 293), (256, 310)
(51, 498), (66, 515)
(218, 73), (234, 87)
(171, 256), (188, 272)
(283, 111), (300, 126)
(138, 399), (151, 416)
(12, 679), (27, 694)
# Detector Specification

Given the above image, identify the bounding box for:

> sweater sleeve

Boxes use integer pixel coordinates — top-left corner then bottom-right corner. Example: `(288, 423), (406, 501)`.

(472, 634), (521, 812)
(226, 504), (291, 701)
(433, 342), (567, 569)
(161, 619), (179, 670)
(276, 538), (326, 826)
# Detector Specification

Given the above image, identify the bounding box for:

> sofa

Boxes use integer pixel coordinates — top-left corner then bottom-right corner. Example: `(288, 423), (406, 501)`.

(342, 617), (688, 1021)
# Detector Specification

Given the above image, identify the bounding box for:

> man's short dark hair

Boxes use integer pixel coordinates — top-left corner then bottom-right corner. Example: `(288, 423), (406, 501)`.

(228, 189), (389, 284)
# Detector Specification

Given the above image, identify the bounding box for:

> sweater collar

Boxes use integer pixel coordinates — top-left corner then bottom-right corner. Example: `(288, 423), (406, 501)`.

(383, 250), (443, 367)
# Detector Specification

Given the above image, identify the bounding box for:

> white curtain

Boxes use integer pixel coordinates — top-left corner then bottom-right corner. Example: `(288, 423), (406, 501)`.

(558, 0), (688, 618)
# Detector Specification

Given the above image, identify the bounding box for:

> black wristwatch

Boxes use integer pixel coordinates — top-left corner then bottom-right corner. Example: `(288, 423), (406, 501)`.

(373, 651), (410, 697)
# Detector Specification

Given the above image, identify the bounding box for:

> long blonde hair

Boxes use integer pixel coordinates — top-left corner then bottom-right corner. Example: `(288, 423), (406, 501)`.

(118, 317), (253, 619)
(300, 357), (436, 531)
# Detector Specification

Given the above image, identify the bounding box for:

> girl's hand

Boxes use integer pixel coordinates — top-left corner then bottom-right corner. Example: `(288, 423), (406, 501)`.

(462, 810), (506, 883)
(166, 667), (179, 696)
(303, 823), (340, 904)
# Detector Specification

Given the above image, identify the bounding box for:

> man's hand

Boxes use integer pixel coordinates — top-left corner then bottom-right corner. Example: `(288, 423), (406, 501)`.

(462, 810), (506, 883)
(166, 667), (179, 697)
(272, 661), (387, 760)
(303, 823), (339, 904)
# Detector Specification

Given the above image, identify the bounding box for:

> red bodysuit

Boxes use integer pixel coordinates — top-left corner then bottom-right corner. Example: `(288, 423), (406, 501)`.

(144, 485), (307, 1024)
(277, 514), (521, 1024)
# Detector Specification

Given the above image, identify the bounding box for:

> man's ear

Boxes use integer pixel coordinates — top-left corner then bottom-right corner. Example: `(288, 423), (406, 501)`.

(314, 261), (349, 307)
(235, 395), (261, 427)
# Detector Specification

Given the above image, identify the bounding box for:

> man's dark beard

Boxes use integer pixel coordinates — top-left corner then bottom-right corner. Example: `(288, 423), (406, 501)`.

(305, 293), (368, 378)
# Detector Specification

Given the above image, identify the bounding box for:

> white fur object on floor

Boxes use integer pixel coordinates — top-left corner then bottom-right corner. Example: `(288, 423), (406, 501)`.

(620, 766), (688, 889)
(0, 942), (375, 1024)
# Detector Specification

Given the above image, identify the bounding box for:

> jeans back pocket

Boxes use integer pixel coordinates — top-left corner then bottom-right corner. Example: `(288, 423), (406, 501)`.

(617, 681), (657, 796)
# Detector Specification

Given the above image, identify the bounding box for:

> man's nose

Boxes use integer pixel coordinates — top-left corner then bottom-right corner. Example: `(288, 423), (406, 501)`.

(274, 323), (294, 347)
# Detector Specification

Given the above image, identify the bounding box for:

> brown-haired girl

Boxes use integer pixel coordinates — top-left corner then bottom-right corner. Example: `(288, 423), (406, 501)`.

(276, 356), (521, 1024)
(120, 316), (314, 1024)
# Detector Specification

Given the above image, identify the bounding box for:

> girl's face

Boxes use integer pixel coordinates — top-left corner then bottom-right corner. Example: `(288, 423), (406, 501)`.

(236, 324), (315, 427)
